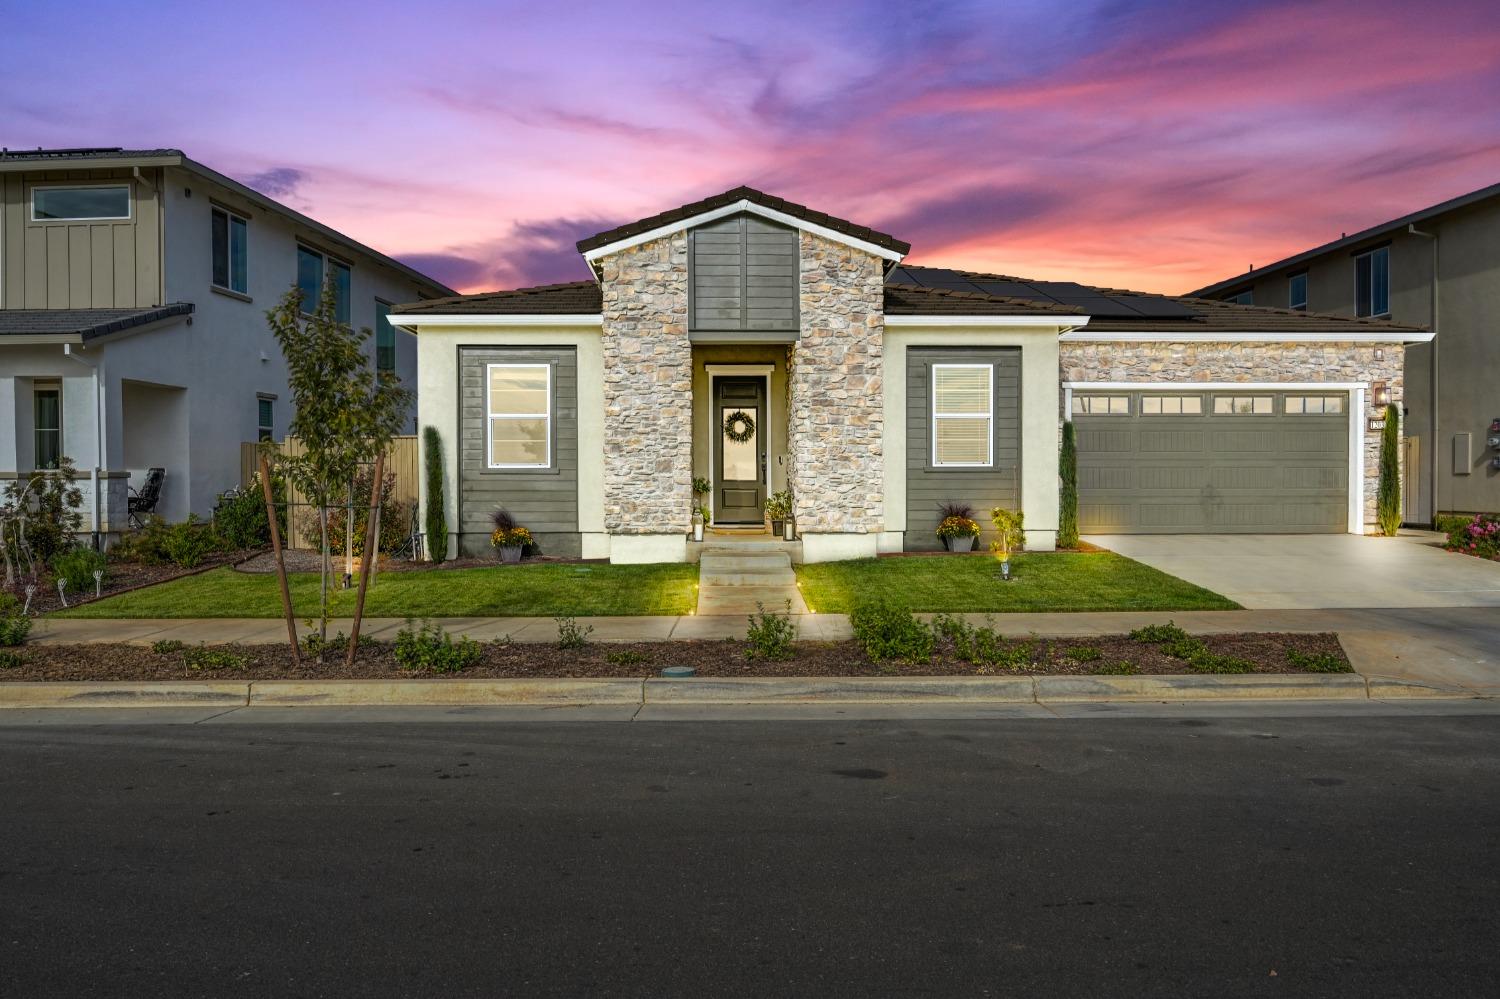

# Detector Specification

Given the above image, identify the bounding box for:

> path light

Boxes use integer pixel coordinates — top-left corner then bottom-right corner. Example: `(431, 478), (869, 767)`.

(56, 578), (68, 608)
(93, 569), (104, 598)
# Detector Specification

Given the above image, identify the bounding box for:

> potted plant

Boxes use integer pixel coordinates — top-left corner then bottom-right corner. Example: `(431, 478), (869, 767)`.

(766, 490), (793, 539)
(934, 501), (981, 552)
(489, 507), (533, 564)
(989, 507), (1025, 580)
(691, 476), (711, 541)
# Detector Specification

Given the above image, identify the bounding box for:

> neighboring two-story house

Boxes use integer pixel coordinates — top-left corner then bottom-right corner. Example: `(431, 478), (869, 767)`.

(0, 147), (452, 538)
(1190, 182), (1500, 523)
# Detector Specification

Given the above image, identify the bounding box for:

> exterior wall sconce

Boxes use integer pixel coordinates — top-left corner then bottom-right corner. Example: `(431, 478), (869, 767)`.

(1371, 381), (1390, 408)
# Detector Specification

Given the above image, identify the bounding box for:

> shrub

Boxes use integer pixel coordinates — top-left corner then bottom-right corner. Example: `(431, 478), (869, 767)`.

(394, 619), (481, 672)
(1186, 653), (1255, 675)
(1093, 660), (1139, 676)
(932, 613), (1004, 666)
(1377, 403), (1401, 537)
(1161, 636), (1212, 661)
(1444, 513), (1500, 561)
(851, 602), (933, 662)
(1129, 621), (1188, 644)
(214, 474), (284, 549)
(423, 426), (448, 563)
(52, 546), (107, 594)
(301, 630), (371, 657)
(295, 467), (411, 558)
(183, 645), (247, 671)
(1058, 421), (1079, 549)
(1287, 649), (1353, 674)
(1065, 644), (1102, 662)
(160, 516), (223, 568)
(605, 649), (649, 667)
(765, 490), (793, 521)
(2, 458), (85, 566)
(989, 507), (1025, 560)
(0, 593), (31, 647)
(0, 649), (24, 669)
(555, 616), (593, 650)
(151, 639), (185, 655)
(746, 601), (795, 660)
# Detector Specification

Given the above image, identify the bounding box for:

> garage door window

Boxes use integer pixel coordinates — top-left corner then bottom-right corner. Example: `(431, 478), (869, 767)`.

(1072, 395), (1130, 416)
(1141, 395), (1203, 415)
(1284, 395), (1344, 414)
(931, 364), (992, 467)
(1213, 395), (1273, 415)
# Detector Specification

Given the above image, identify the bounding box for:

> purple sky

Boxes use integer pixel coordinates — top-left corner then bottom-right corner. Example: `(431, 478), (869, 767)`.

(6, 0), (1498, 295)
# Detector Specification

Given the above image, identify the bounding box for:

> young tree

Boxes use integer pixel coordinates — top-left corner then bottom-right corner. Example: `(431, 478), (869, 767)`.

(1378, 403), (1402, 537)
(1058, 421), (1079, 550)
(265, 281), (411, 648)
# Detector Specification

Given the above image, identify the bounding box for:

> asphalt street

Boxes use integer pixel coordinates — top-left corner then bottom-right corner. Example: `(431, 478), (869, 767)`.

(2, 710), (1497, 997)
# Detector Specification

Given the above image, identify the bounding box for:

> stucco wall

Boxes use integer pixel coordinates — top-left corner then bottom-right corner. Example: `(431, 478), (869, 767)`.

(1062, 340), (1406, 531)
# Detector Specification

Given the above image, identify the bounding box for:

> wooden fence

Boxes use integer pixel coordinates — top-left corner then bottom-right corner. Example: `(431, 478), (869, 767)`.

(240, 436), (419, 550)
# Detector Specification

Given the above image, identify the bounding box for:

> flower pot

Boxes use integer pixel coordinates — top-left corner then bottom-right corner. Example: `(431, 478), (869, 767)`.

(782, 520), (794, 541)
(497, 545), (523, 564)
(945, 535), (976, 553)
(771, 518), (785, 536)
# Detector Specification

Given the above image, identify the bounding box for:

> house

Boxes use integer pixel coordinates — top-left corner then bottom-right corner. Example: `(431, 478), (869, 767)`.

(393, 187), (1429, 563)
(1189, 182), (1500, 523)
(0, 147), (452, 537)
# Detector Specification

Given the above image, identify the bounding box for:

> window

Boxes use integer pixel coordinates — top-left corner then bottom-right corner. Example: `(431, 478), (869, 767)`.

(1284, 395), (1344, 414)
(1288, 272), (1308, 311)
(487, 364), (550, 468)
(33, 384), (61, 470)
(1355, 246), (1390, 317)
(1213, 395), (1273, 415)
(31, 186), (129, 221)
(296, 245), (323, 313)
(931, 364), (993, 467)
(1226, 290), (1253, 306)
(1072, 395), (1130, 416)
(1141, 394), (1203, 415)
(331, 259), (352, 324)
(375, 301), (395, 372)
(257, 397), (275, 441)
(211, 206), (249, 294)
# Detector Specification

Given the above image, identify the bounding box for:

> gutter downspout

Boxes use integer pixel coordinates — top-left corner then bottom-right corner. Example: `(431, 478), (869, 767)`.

(62, 344), (106, 546)
(1409, 223), (1438, 525)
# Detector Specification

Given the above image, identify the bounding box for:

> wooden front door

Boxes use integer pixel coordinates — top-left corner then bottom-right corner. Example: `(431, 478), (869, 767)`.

(713, 377), (766, 524)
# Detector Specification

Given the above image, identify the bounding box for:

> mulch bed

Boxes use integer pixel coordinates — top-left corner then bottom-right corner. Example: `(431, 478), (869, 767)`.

(2, 632), (1349, 682)
(234, 551), (594, 573)
(10, 549), (263, 616)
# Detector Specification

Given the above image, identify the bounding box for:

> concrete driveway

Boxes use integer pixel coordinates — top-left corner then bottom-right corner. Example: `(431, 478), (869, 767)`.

(1091, 531), (1500, 610)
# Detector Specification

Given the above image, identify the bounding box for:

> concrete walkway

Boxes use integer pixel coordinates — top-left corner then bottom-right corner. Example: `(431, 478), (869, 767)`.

(1093, 531), (1500, 609)
(26, 606), (1500, 697)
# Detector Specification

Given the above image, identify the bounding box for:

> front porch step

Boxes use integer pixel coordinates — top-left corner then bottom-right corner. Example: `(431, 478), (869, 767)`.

(699, 551), (797, 587)
(688, 538), (802, 561)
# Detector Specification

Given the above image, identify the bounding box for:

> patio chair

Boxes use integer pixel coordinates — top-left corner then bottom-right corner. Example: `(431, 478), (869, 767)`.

(128, 468), (165, 529)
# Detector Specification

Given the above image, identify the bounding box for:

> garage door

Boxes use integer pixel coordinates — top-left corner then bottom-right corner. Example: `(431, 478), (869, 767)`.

(1073, 389), (1349, 533)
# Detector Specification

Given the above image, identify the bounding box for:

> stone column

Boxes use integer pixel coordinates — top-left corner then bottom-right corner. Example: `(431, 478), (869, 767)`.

(599, 233), (694, 562)
(787, 231), (885, 561)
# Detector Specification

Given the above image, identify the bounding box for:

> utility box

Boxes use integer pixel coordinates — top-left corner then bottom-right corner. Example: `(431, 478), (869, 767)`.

(1454, 432), (1472, 474)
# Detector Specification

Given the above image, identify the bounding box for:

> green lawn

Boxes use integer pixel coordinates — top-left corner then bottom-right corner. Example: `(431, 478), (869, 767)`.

(795, 553), (1239, 614)
(54, 563), (700, 619)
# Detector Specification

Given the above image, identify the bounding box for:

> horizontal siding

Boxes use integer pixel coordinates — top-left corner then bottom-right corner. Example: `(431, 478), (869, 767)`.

(457, 346), (580, 556)
(905, 347), (1023, 551)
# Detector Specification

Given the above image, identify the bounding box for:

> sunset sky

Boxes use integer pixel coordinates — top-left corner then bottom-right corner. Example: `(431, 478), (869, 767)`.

(6, 0), (1498, 295)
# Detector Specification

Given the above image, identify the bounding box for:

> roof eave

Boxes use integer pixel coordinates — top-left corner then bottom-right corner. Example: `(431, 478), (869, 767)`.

(0, 152), (184, 174)
(885, 314), (1090, 327)
(385, 314), (604, 330)
(1060, 328), (1433, 343)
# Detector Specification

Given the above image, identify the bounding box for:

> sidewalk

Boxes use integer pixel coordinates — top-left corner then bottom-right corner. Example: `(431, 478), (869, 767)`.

(26, 606), (1500, 696)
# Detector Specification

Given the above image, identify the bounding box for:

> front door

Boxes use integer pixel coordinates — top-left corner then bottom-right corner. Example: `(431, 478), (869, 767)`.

(713, 377), (766, 524)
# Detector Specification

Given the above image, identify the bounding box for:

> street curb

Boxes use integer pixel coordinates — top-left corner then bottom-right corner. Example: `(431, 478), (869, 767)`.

(0, 673), (1482, 708)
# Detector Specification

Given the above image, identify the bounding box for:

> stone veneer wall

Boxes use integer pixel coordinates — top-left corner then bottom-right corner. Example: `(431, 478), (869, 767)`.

(1062, 341), (1406, 527)
(787, 231), (886, 534)
(599, 233), (693, 534)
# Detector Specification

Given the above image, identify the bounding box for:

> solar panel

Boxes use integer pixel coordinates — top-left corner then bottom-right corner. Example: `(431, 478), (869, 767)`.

(886, 268), (1198, 318)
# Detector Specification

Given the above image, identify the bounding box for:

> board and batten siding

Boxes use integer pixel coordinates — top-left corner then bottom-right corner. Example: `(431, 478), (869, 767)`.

(1, 167), (162, 310)
(688, 214), (798, 333)
(457, 346), (580, 557)
(905, 347), (1022, 551)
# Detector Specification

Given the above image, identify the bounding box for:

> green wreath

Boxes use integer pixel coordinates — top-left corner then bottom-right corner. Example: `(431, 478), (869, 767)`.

(722, 410), (756, 443)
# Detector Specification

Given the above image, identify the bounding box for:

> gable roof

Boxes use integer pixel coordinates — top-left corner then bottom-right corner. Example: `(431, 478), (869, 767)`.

(0, 147), (454, 298)
(392, 281), (601, 315)
(1187, 180), (1500, 297)
(576, 185), (911, 262)
(0, 303), (194, 343)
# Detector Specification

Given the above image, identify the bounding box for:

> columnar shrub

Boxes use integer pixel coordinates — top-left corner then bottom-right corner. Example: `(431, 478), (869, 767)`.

(1377, 403), (1401, 537)
(1058, 421), (1079, 550)
(423, 426), (448, 563)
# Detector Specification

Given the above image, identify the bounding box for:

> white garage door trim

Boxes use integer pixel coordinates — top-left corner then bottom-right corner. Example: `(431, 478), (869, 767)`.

(1063, 381), (1368, 535)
